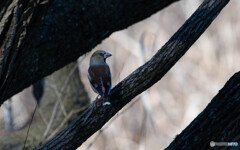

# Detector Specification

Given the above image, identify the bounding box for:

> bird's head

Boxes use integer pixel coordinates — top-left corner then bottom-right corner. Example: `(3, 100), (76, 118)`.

(90, 50), (112, 65)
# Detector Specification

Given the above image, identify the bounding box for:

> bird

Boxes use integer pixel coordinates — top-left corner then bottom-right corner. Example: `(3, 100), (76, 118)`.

(88, 50), (112, 105)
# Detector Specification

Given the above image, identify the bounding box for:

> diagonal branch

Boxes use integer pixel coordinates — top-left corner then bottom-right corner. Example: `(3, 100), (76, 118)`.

(36, 0), (230, 149)
(0, 0), (179, 105)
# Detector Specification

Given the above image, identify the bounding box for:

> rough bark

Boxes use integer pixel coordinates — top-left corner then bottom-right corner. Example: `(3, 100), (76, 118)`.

(0, 0), (53, 105)
(36, 0), (230, 149)
(0, 0), (179, 105)
(166, 71), (240, 150)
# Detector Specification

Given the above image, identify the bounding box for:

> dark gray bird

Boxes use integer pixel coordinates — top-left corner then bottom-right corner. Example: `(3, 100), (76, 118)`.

(88, 50), (112, 101)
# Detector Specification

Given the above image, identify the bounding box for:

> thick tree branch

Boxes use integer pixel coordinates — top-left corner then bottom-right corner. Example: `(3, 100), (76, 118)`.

(0, 0), (179, 105)
(0, 0), (53, 104)
(166, 71), (240, 149)
(36, 0), (230, 149)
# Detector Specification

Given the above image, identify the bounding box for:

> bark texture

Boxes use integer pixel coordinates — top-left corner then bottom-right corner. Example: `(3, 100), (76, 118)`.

(0, 0), (53, 105)
(166, 71), (240, 150)
(36, 0), (230, 149)
(0, 0), (179, 105)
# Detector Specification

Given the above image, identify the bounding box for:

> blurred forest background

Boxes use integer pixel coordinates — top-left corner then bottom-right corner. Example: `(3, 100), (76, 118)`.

(0, 0), (239, 150)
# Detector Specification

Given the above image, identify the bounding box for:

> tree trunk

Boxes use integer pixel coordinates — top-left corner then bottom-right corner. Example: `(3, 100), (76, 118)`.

(0, 0), (178, 105)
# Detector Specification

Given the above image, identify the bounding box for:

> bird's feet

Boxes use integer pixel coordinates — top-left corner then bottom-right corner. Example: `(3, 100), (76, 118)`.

(102, 97), (111, 106)
(95, 95), (111, 106)
(103, 101), (111, 106)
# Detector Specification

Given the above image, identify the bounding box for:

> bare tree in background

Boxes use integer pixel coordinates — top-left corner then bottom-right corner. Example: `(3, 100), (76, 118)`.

(1, 0), (239, 149)
(3, 99), (13, 131)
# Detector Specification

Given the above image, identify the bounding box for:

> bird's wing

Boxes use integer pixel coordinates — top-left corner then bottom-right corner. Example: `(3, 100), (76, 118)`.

(88, 65), (111, 96)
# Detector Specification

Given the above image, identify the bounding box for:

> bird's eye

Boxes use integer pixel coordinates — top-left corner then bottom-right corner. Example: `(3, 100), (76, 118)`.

(100, 53), (104, 57)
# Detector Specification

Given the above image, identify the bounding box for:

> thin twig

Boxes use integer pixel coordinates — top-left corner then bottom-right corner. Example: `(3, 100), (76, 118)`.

(42, 63), (79, 140)
(46, 107), (86, 141)
(23, 103), (38, 150)
(42, 100), (59, 140)
(38, 108), (48, 126)
(60, 63), (78, 92)
(49, 84), (67, 117)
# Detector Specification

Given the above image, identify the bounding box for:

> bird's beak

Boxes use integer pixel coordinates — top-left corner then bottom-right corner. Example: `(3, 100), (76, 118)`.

(104, 52), (112, 58)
